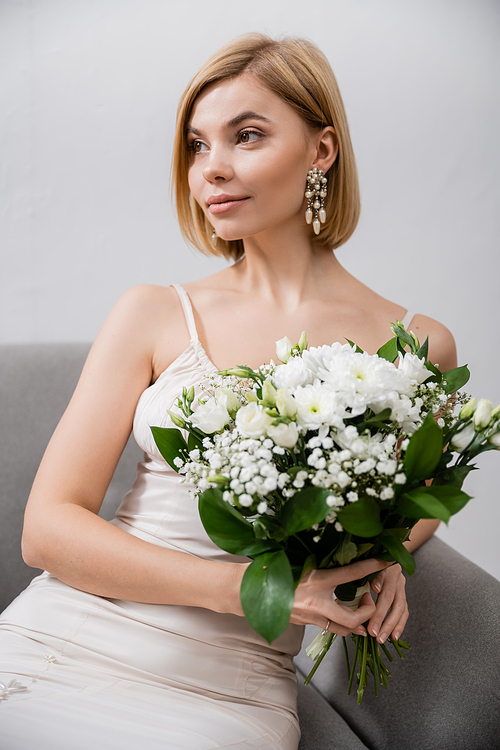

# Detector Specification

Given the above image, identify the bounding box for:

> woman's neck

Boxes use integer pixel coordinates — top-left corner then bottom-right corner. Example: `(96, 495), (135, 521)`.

(230, 224), (348, 310)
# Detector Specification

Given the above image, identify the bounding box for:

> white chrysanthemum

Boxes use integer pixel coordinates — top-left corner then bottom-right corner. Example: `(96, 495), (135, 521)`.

(398, 353), (431, 385)
(272, 357), (315, 391)
(294, 383), (341, 429)
(309, 348), (413, 416)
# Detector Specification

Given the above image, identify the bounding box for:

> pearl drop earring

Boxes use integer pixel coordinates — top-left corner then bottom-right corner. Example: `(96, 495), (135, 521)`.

(305, 168), (327, 235)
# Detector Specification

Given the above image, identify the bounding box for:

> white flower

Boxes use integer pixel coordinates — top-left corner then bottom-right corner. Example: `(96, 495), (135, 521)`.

(235, 402), (272, 438)
(488, 432), (500, 448)
(398, 353), (431, 384)
(276, 335), (293, 363)
(216, 387), (241, 417)
(190, 396), (231, 434)
(239, 494), (254, 507)
(267, 422), (299, 448)
(451, 423), (476, 452)
(380, 487), (394, 500)
(276, 389), (298, 418)
(294, 384), (339, 429)
(257, 501), (268, 514)
(273, 357), (315, 391)
(474, 399), (493, 429)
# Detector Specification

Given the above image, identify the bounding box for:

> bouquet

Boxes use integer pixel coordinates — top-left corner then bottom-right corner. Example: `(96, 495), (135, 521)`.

(151, 322), (500, 703)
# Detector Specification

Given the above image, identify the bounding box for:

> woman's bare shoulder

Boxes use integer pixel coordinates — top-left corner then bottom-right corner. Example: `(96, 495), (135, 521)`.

(104, 284), (192, 380)
(406, 313), (457, 371)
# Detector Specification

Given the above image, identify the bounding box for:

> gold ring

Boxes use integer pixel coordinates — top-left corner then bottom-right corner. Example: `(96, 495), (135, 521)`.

(321, 619), (331, 635)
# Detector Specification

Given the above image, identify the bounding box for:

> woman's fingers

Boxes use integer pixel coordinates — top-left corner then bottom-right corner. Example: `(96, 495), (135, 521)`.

(367, 566), (408, 643)
(331, 557), (391, 585)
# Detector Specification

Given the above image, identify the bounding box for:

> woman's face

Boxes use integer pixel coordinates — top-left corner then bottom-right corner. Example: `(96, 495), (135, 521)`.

(186, 73), (322, 243)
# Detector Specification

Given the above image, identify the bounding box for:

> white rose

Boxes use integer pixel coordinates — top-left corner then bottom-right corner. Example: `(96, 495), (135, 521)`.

(451, 422), (475, 452)
(189, 397), (230, 434)
(235, 402), (272, 438)
(267, 422), (299, 448)
(473, 398), (493, 429)
(276, 336), (293, 363)
(276, 389), (298, 418)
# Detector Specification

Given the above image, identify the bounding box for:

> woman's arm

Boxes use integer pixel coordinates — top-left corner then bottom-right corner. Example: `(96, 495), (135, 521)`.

(21, 285), (247, 612)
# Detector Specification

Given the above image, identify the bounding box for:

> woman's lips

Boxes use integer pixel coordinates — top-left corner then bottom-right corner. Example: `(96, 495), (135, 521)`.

(208, 197), (250, 215)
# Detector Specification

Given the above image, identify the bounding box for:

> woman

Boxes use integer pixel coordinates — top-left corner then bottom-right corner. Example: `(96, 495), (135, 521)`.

(0, 34), (456, 749)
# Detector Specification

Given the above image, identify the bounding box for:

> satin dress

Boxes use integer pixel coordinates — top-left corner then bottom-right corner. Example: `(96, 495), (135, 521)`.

(0, 285), (305, 750)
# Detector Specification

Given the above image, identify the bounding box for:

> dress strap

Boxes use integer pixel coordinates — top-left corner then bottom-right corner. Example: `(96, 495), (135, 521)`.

(171, 284), (199, 342)
(400, 310), (415, 330)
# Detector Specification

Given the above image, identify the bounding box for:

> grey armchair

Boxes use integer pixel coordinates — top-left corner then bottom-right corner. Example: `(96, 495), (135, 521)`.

(1, 344), (499, 749)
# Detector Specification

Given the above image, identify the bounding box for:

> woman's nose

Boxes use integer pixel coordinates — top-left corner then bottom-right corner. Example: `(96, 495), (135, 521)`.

(202, 147), (233, 183)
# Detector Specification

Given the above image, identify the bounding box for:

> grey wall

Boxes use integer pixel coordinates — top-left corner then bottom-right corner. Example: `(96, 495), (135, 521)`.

(1, 0), (499, 580)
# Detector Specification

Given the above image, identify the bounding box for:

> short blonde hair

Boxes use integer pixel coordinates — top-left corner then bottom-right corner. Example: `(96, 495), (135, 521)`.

(172, 33), (360, 261)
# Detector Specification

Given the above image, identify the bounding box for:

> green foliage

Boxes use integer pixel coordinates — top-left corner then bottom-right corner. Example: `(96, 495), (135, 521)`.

(198, 489), (280, 557)
(336, 497), (383, 537)
(333, 537), (358, 566)
(396, 485), (472, 524)
(441, 365), (470, 395)
(150, 426), (187, 472)
(379, 536), (416, 577)
(377, 338), (398, 363)
(404, 414), (443, 482)
(240, 551), (295, 643)
(433, 464), (476, 489)
(280, 487), (333, 536)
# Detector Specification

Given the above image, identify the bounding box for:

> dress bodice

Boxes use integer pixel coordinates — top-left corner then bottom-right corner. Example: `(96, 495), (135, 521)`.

(110, 285), (248, 563)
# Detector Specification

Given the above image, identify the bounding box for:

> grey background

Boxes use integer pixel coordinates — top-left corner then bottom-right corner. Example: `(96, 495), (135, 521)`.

(1, 0), (499, 579)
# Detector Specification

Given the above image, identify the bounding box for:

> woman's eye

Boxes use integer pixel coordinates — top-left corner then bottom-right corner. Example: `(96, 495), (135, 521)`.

(190, 140), (207, 153)
(238, 130), (260, 144)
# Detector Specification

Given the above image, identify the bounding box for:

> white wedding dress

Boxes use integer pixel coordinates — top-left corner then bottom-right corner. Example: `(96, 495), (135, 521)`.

(0, 285), (305, 750)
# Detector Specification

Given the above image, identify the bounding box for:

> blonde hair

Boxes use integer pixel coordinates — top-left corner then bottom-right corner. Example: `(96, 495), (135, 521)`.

(172, 33), (360, 261)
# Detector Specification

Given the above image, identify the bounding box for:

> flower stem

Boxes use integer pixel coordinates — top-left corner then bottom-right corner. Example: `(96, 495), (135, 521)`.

(369, 636), (379, 697)
(342, 636), (350, 677)
(357, 635), (369, 704)
(347, 635), (361, 695)
(303, 633), (335, 685)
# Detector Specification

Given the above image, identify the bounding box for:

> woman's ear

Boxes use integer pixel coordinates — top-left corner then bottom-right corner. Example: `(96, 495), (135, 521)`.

(312, 126), (339, 174)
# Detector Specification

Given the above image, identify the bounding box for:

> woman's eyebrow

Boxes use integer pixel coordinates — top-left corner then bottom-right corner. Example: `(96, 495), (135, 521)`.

(186, 112), (272, 137)
(226, 111), (272, 128)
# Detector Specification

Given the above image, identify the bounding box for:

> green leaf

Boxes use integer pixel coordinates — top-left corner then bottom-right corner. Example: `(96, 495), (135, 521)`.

(377, 338), (399, 363)
(396, 488), (451, 523)
(345, 338), (364, 354)
(392, 324), (415, 350)
(404, 414), (443, 482)
(416, 336), (429, 361)
(441, 365), (470, 395)
(281, 487), (332, 536)
(198, 489), (280, 557)
(423, 485), (472, 515)
(363, 408), (393, 425)
(333, 538), (358, 566)
(379, 536), (416, 577)
(424, 360), (442, 383)
(336, 497), (383, 538)
(150, 426), (187, 472)
(240, 550), (295, 643)
(187, 432), (204, 453)
(432, 464), (476, 489)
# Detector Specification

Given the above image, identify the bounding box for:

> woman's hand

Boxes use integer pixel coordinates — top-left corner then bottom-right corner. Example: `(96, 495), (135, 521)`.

(368, 563), (409, 643)
(290, 557), (393, 636)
